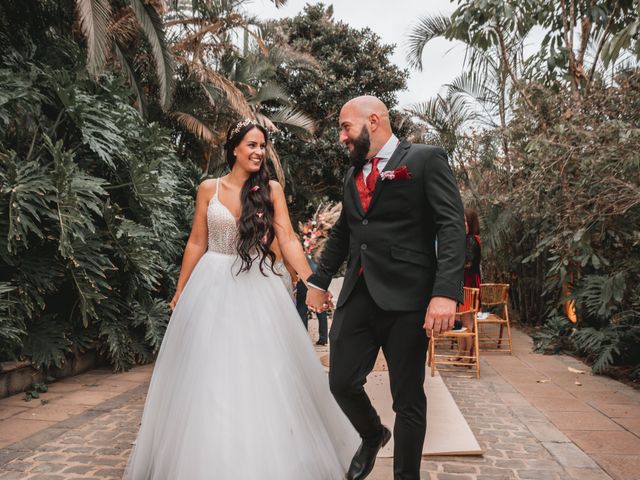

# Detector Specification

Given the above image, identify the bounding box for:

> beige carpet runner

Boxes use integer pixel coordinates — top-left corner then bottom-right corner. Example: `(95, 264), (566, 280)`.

(319, 352), (482, 457)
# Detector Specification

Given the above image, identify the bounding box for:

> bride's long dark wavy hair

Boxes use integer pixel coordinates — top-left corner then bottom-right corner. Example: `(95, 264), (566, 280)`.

(224, 121), (276, 275)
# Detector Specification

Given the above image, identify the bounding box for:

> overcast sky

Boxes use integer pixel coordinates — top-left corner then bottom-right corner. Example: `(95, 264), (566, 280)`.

(248, 0), (467, 109)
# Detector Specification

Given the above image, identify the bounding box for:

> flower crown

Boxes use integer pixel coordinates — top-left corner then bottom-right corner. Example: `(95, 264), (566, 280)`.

(230, 118), (256, 138)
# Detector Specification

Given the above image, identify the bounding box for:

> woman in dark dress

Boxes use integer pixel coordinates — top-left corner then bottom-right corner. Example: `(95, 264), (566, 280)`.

(457, 208), (481, 360)
(464, 208), (481, 289)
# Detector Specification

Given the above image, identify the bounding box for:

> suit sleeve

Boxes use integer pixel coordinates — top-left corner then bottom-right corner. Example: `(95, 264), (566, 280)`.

(424, 148), (465, 303)
(307, 176), (351, 290)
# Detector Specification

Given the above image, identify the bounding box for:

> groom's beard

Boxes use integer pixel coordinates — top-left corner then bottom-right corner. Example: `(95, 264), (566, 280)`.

(348, 126), (371, 169)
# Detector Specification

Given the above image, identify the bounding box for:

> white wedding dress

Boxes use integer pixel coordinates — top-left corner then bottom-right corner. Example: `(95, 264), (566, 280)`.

(124, 179), (359, 479)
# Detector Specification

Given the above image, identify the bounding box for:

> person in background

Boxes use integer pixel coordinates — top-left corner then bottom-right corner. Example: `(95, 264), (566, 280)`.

(456, 207), (481, 360)
(464, 208), (481, 289)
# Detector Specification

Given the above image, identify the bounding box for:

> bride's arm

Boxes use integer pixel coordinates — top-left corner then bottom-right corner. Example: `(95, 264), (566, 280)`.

(270, 181), (313, 283)
(169, 180), (214, 310)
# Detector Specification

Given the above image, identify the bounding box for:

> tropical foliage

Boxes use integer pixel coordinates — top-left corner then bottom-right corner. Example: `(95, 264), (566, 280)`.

(0, 0), (409, 374)
(264, 4), (409, 220)
(0, 47), (196, 371)
(406, 0), (640, 378)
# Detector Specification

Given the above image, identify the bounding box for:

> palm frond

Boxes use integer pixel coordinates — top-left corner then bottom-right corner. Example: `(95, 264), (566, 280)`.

(405, 14), (451, 71)
(482, 206), (517, 256)
(447, 72), (498, 105)
(446, 72), (500, 127)
(109, 7), (139, 44)
(268, 107), (316, 135)
(240, 25), (269, 56)
(189, 62), (253, 117)
(261, 38), (320, 72)
(255, 112), (278, 132)
(406, 95), (477, 132)
(112, 41), (146, 116)
(129, 0), (175, 108)
(76, 0), (113, 76)
(172, 20), (224, 53)
(251, 82), (290, 105)
(171, 111), (221, 145)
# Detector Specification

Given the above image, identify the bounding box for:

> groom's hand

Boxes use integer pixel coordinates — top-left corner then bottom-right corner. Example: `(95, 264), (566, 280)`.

(306, 286), (333, 313)
(424, 296), (457, 334)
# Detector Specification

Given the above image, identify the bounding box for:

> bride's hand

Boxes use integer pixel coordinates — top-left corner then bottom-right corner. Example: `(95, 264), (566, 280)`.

(169, 290), (182, 311)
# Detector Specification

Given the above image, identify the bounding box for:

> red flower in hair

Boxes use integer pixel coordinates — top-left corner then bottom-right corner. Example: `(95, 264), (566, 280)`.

(250, 185), (260, 192)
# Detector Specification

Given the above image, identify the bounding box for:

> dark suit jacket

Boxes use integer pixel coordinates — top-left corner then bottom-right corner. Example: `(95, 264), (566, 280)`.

(308, 139), (465, 311)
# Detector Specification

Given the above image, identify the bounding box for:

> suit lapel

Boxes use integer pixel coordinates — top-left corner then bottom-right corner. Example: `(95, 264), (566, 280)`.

(346, 167), (365, 218)
(367, 139), (411, 213)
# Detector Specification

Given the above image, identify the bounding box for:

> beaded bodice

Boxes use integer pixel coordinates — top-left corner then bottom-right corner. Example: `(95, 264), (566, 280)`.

(207, 178), (239, 255)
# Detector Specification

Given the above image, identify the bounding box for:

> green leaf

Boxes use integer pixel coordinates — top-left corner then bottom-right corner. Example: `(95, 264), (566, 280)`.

(22, 315), (70, 369)
(0, 150), (55, 253)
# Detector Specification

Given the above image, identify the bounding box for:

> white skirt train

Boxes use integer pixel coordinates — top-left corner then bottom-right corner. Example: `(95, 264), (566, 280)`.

(124, 251), (359, 479)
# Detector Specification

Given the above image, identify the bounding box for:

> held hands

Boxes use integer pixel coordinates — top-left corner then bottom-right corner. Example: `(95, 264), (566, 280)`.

(306, 286), (334, 313)
(424, 296), (457, 336)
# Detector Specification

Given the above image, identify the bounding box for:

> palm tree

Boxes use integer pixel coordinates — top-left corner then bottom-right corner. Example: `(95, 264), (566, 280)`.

(166, 1), (318, 184)
(406, 12), (527, 130)
(403, 94), (477, 155)
(75, 0), (175, 109)
(74, 0), (291, 111)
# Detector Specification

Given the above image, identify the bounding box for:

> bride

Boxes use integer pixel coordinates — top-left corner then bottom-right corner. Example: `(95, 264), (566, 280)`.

(124, 120), (359, 479)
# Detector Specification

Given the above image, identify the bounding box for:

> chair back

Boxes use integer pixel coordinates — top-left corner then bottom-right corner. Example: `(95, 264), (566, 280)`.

(457, 287), (480, 315)
(480, 283), (509, 306)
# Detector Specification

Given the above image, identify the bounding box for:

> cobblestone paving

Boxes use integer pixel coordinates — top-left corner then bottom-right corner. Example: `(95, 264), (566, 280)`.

(0, 365), (612, 480)
(412, 365), (612, 480)
(0, 327), (635, 479)
(0, 385), (144, 479)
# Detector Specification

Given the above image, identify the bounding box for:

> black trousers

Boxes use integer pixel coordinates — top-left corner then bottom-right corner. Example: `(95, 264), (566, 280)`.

(329, 277), (428, 480)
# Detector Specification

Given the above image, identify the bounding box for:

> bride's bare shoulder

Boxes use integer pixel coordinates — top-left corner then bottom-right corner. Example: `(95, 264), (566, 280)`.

(269, 180), (284, 194)
(196, 178), (218, 200)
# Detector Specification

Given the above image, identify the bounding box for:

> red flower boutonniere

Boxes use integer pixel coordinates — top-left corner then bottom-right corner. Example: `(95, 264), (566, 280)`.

(380, 165), (412, 181)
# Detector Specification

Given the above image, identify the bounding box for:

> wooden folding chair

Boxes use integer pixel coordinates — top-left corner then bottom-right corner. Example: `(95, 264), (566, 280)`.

(477, 283), (512, 354)
(428, 287), (480, 379)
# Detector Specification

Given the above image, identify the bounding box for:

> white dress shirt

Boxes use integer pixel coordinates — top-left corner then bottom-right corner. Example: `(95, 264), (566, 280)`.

(362, 134), (399, 181)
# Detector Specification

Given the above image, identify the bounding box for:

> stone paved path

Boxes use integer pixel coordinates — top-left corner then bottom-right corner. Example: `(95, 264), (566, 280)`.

(0, 327), (638, 480)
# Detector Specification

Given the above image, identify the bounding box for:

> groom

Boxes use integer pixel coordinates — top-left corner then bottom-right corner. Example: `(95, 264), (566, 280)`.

(306, 96), (465, 480)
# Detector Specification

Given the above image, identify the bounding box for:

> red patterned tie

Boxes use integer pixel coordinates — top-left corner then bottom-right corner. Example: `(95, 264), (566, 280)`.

(366, 157), (381, 194)
(355, 157), (381, 213)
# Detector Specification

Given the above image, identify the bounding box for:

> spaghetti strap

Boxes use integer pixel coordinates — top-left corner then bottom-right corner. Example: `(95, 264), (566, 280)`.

(215, 177), (221, 201)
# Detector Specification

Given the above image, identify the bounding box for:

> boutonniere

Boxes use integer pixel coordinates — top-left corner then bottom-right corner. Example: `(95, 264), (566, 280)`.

(380, 165), (412, 181)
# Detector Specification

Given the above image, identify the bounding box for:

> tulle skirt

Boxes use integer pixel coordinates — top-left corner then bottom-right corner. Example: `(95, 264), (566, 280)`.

(124, 251), (359, 479)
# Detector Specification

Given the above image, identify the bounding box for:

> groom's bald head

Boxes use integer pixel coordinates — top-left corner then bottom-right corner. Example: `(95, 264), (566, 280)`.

(339, 96), (393, 164)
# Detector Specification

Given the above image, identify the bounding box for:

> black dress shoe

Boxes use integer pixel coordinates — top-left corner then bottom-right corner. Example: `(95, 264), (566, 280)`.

(346, 426), (391, 480)
(315, 339), (327, 346)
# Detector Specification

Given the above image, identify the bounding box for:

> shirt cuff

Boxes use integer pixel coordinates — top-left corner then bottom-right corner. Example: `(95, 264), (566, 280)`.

(307, 282), (326, 292)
